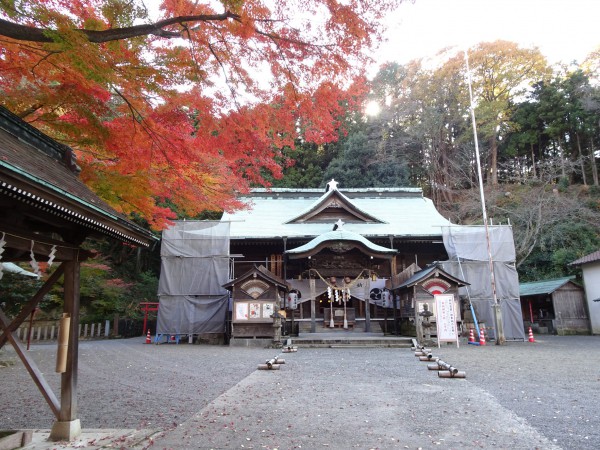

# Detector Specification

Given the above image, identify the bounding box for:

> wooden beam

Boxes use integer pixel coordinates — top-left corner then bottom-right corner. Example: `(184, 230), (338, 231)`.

(57, 260), (80, 422)
(0, 227), (90, 262)
(0, 309), (61, 417)
(0, 263), (65, 349)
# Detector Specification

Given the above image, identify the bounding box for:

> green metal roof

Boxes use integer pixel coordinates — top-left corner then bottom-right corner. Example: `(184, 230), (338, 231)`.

(519, 276), (577, 296)
(222, 187), (451, 239)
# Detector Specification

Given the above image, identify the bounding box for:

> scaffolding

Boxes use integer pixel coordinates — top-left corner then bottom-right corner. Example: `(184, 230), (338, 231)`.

(440, 225), (525, 341)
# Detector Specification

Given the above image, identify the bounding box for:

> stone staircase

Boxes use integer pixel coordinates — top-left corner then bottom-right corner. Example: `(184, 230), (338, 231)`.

(289, 320), (413, 348)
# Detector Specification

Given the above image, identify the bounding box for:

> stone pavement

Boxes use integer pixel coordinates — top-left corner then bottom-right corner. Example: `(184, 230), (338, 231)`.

(23, 429), (158, 449)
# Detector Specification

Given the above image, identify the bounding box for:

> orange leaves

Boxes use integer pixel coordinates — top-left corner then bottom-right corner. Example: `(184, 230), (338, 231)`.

(0, 0), (395, 228)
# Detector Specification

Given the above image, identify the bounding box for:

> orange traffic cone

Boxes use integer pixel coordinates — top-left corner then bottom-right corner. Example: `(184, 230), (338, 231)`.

(468, 328), (475, 343)
(479, 326), (486, 346)
(528, 326), (535, 343)
(145, 329), (151, 344)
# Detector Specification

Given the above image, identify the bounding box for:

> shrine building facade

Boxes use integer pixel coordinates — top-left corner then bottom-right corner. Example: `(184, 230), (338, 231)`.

(220, 180), (452, 332)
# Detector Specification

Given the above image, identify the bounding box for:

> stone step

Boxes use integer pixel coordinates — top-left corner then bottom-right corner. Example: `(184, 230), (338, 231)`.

(296, 320), (384, 333)
(293, 339), (413, 348)
(289, 319), (411, 348)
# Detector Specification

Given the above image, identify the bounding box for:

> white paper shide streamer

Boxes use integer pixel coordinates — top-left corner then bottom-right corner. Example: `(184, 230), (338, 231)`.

(0, 233), (5, 280)
(30, 240), (41, 277)
(48, 244), (57, 267)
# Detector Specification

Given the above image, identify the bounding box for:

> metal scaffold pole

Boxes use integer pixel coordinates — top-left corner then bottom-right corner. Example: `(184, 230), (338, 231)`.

(464, 49), (505, 345)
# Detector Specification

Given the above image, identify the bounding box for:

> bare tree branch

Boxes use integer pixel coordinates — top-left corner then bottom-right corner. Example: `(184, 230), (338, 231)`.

(0, 12), (241, 43)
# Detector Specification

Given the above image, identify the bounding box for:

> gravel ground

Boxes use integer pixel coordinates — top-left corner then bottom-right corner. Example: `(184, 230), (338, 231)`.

(1, 335), (599, 449)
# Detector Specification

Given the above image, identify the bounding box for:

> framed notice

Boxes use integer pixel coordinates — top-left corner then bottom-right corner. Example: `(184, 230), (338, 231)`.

(235, 302), (249, 321)
(233, 300), (277, 323)
(262, 302), (274, 319)
(434, 294), (459, 348)
(249, 302), (260, 319)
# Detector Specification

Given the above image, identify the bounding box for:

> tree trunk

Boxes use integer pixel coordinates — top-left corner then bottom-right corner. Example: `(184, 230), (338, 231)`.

(490, 135), (498, 185)
(557, 136), (566, 178)
(530, 143), (537, 179)
(576, 132), (587, 185)
(591, 137), (599, 186)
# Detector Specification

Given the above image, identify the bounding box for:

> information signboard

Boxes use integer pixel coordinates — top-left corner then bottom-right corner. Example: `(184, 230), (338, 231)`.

(434, 293), (459, 348)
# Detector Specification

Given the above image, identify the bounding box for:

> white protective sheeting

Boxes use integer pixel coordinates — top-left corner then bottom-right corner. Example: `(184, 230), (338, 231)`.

(440, 225), (525, 341)
(161, 220), (231, 258)
(442, 260), (520, 301)
(442, 225), (516, 262)
(157, 221), (230, 335)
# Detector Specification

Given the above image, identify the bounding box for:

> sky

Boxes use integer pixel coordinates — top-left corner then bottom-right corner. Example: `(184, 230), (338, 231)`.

(372, 0), (600, 70)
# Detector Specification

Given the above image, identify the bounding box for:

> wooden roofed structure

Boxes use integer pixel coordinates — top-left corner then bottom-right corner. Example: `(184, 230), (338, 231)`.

(223, 265), (290, 341)
(0, 106), (156, 441)
(390, 264), (468, 340)
(519, 277), (589, 335)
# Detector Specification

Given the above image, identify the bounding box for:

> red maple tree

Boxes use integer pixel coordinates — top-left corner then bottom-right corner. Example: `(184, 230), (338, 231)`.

(0, 0), (400, 229)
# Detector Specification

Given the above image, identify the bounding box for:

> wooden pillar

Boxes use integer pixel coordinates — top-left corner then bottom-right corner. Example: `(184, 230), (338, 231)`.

(310, 299), (316, 333)
(383, 303), (388, 334)
(364, 279), (371, 332)
(50, 259), (81, 441)
(392, 292), (399, 336)
(310, 278), (316, 333)
(282, 237), (288, 280)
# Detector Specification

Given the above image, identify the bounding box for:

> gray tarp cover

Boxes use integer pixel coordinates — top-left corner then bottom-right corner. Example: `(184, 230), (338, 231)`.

(443, 225), (516, 261)
(440, 225), (525, 341)
(156, 295), (228, 335)
(157, 221), (230, 334)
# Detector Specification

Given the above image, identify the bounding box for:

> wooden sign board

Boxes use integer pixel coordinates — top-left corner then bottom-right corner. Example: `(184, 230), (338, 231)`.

(434, 294), (459, 348)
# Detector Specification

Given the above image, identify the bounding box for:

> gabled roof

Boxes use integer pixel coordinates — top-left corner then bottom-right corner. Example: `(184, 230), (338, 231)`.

(569, 250), (600, 266)
(519, 276), (578, 296)
(223, 264), (289, 290)
(285, 182), (385, 224)
(395, 264), (469, 290)
(0, 105), (155, 247)
(285, 228), (397, 259)
(221, 186), (451, 240)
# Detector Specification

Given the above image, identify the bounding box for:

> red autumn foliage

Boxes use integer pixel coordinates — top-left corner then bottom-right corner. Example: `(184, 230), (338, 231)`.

(0, 0), (400, 229)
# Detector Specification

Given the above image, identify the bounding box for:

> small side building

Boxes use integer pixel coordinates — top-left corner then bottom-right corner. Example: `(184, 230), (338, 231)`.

(224, 265), (289, 344)
(519, 277), (589, 335)
(390, 264), (468, 342)
(569, 250), (600, 335)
